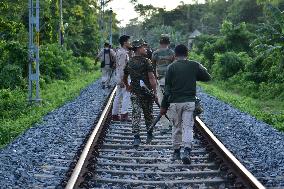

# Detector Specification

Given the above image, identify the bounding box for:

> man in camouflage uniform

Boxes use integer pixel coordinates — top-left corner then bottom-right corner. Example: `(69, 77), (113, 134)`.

(123, 39), (157, 147)
(152, 35), (175, 133)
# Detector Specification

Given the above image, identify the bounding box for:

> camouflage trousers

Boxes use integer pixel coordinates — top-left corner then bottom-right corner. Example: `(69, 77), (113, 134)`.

(131, 94), (154, 136)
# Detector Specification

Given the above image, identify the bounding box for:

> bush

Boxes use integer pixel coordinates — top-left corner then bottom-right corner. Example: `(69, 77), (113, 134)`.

(0, 64), (24, 89)
(40, 44), (79, 81)
(212, 52), (247, 79)
(76, 56), (95, 71)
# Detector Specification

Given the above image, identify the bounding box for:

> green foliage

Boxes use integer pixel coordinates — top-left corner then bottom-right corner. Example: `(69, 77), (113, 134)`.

(40, 44), (77, 81)
(0, 71), (101, 147)
(0, 64), (24, 89)
(200, 82), (284, 131)
(212, 52), (246, 79)
(252, 4), (284, 68)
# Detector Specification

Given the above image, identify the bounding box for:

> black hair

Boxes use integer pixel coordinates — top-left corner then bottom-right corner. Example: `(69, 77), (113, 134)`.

(175, 44), (189, 57)
(104, 42), (110, 47)
(119, 35), (130, 46)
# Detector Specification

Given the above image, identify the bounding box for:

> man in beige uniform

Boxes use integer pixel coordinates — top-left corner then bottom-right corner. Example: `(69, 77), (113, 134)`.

(112, 35), (132, 121)
(161, 44), (211, 164)
(97, 42), (116, 89)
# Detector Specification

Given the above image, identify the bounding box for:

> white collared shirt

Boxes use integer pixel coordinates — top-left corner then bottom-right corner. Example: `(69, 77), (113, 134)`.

(115, 47), (129, 84)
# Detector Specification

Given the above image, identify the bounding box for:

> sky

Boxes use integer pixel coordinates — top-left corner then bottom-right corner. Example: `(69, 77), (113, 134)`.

(108, 0), (204, 27)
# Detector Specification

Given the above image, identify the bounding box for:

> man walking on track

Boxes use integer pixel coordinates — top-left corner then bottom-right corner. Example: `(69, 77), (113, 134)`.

(152, 35), (175, 134)
(112, 35), (132, 122)
(97, 42), (116, 89)
(123, 39), (157, 147)
(160, 44), (211, 164)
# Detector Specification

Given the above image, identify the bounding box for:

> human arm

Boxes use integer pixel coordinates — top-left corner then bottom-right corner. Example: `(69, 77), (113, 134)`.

(197, 63), (211, 82)
(160, 66), (172, 114)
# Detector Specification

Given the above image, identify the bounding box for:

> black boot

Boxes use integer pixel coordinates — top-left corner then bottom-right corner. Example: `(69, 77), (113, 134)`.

(146, 129), (154, 144)
(171, 148), (181, 161)
(182, 147), (191, 164)
(133, 135), (141, 148)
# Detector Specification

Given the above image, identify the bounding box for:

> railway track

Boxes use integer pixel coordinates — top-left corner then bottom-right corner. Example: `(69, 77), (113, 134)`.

(64, 87), (265, 189)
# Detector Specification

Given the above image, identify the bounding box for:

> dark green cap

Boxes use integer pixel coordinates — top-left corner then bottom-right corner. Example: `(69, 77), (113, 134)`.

(131, 39), (147, 48)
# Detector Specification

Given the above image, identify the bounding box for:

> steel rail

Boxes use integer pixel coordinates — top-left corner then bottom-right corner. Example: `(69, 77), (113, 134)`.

(195, 117), (266, 189)
(65, 86), (265, 188)
(65, 87), (117, 189)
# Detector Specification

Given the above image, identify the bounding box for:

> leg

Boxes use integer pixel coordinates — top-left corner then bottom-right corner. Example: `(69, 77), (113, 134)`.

(101, 68), (107, 88)
(168, 103), (183, 150)
(105, 67), (112, 87)
(131, 94), (142, 136)
(181, 102), (195, 164)
(141, 97), (154, 131)
(157, 80), (170, 133)
(181, 102), (195, 149)
(121, 88), (131, 114)
(112, 86), (122, 120)
(120, 88), (131, 122)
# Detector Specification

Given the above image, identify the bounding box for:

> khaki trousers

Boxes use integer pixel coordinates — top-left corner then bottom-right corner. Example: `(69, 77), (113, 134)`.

(157, 80), (170, 130)
(101, 66), (112, 85)
(168, 102), (195, 149)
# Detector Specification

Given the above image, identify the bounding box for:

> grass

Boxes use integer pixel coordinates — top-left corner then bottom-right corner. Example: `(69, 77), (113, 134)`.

(199, 82), (284, 131)
(0, 71), (101, 148)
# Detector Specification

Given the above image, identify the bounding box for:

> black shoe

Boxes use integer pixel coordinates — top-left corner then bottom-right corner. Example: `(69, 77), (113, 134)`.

(182, 147), (191, 164)
(133, 135), (141, 147)
(146, 130), (154, 144)
(171, 148), (181, 161)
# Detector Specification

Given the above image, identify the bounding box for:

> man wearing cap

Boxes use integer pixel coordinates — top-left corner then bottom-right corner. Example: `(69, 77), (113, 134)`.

(112, 35), (132, 122)
(152, 35), (175, 134)
(123, 39), (157, 147)
(160, 44), (211, 164)
(97, 42), (116, 89)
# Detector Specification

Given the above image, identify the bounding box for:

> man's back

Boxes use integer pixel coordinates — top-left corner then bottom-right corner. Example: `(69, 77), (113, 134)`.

(152, 48), (175, 78)
(164, 59), (211, 103)
(124, 56), (153, 94)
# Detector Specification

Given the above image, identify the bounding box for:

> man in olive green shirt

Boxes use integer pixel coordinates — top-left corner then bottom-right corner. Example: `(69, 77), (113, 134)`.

(161, 44), (211, 164)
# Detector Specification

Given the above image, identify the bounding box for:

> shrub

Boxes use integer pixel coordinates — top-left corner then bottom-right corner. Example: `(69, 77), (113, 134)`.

(0, 64), (24, 89)
(40, 44), (79, 81)
(212, 52), (247, 79)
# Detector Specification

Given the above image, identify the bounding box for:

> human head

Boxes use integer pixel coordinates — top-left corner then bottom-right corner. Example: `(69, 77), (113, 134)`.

(104, 42), (110, 48)
(132, 39), (147, 56)
(175, 44), (189, 57)
(160, 34), (170, 48)
(119, 35), (131, 48)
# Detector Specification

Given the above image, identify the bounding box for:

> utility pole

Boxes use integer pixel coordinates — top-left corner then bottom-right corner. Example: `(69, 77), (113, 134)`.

(109, 8), (113, 46)
(59, 0), (64, 46)
(99, 0), (105, 48)
(28, 0), (41, 103)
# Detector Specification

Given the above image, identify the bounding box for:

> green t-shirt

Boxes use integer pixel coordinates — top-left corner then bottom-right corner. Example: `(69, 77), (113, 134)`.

(124, 56), (154, 94)
(152, 48), (175, 78)
(161, 59), (211, 108)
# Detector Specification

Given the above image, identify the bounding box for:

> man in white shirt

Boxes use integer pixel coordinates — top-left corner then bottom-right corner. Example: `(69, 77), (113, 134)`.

(97, 42), (116, 89)
(112, 35), (132, 121)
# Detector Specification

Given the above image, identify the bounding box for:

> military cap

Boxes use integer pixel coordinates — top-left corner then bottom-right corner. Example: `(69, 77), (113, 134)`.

(160, 34), (170, 44)
(131, 39), (147, 48)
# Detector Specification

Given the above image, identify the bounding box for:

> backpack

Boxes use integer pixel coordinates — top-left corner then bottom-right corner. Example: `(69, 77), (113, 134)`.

(101, 49), (115, 68)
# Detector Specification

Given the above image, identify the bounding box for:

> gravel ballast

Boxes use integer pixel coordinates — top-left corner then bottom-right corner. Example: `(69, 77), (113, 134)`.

(0, 80), (111, 189)
(199, 89), (284, 188)
(1, 81), (283, 188)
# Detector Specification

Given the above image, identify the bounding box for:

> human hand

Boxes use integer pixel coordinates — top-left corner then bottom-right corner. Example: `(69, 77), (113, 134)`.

(160, 108), (167, 115)
(119, 82), (125, 88)
(126, 85), (132, 92)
